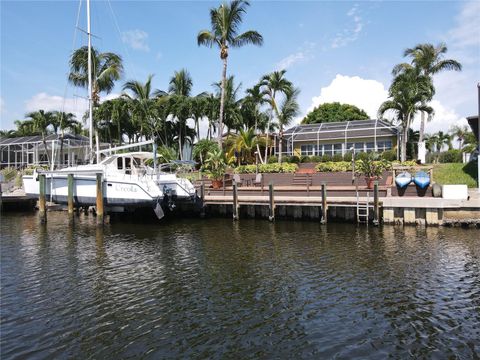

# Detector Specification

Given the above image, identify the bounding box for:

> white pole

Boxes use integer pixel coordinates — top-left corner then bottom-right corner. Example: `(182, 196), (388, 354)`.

(87, 0), (94, 163)
(477, 83), (479, 192)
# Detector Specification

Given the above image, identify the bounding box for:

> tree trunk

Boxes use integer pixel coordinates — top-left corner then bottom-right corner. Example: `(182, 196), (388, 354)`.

(59, 130), (65, 169)
(42, 132), (51, 167)
(278, 126), (283, 163)
(264, 111), (272, 163)
(401, 115), (410, 162)
(218, 57), (228, 148)
(95, 130), (100, 164)
(419, 111), (425, 143)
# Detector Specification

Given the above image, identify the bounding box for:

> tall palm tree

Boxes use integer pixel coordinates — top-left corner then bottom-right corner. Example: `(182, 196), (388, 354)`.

(26, 110), (55, 166)
(435, 131), (452, 151)
(69, 46), (123, 161)
(52, 111), (77, 167)
(122, 74), (166, 142)
(197, 0), (263, 147)
(277, 88), (300, 162)
(378, 67), (434, 161)
(168, 69), (195, 159)
(259, 70), (293, 163)
(393, 43), (461, 143)
(450, 125), (469, 150)
(212, 75), (243, 134)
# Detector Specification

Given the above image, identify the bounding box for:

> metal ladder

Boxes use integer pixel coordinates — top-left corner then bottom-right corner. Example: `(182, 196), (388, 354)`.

(356, 191), (370, 224)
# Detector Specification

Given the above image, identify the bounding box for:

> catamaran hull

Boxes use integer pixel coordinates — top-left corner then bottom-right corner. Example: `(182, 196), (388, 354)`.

(23, 175), (158, 209)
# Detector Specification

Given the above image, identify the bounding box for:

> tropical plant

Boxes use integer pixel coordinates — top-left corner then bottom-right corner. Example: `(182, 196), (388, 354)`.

(202, 147), (227, 181)
(193, 139), (219, 165)
(450, 125), (470, 150)
(355, 153), (389, 179)
(52, 111), (78, 167)
(302, 102), (369, 124)
(259, 70), (293, 163)
(277, 88), (300, 163)
(69, 46), (123, 161)
(197, 0), (263, 147)
(232, 127), (265, 164)
(25, 110), (55, 166)
(378, 66), (434, 161)
(434, 131), (453, 151)
(393, 42), (461, 143)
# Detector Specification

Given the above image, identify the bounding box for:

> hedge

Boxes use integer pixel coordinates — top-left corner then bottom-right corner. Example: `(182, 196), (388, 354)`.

(234, 163), (298, 174)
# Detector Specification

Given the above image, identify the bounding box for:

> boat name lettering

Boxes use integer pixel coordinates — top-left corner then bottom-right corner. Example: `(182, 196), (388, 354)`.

(114, 184), (138, 192)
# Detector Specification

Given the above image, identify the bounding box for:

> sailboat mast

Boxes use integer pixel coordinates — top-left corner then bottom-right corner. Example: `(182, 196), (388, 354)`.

(87, 0), (94, 162)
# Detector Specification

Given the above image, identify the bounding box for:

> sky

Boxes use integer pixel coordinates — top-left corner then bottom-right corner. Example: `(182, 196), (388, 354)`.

(1, 0), (479, 138)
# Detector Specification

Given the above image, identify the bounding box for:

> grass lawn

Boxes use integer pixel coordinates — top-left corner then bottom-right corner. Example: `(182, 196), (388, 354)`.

(432, 162), (478, 188)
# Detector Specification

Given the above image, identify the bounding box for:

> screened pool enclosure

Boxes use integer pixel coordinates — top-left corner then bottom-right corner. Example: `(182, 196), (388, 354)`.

(279, 119), (399, 158)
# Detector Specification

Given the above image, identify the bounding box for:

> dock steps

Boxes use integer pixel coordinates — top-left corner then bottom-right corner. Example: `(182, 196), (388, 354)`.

(356, 191), (370, 224)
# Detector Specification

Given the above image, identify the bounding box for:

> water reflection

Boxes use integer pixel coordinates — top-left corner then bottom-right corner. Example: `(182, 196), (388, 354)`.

(1, 213), (479, 359)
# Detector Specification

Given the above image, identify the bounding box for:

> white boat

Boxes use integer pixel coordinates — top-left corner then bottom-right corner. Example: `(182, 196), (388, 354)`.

(23, 151), (196, 215)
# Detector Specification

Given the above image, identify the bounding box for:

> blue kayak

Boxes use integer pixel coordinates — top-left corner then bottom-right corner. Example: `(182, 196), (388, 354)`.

(414, 171), (430, 189)
(395, 171), (412, 188)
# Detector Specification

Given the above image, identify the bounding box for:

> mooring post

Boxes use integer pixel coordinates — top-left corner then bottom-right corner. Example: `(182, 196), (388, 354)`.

(307, 174), (310, 196)
(373, 180), (379, 226)
(96, 173), (104, 226)
(39, 174), (47, 223)
(200, 183), (206, 218)
(67, 174), (74, 223)
(232, 181), (239, 220)
(268, 182), (275, 221)
(321, 182), (327, 224)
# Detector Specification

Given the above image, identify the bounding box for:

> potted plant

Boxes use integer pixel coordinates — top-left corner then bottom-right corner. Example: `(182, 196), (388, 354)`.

(203, 148), (227, 189)
(356, 153), (387, 189)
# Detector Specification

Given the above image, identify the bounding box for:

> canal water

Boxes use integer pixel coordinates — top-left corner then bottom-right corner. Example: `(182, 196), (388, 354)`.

(1, 212), (479, 359)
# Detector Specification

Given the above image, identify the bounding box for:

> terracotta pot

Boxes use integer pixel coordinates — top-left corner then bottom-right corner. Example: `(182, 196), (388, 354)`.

(365, 176), (376, 189)
(212, 179), (223, 189)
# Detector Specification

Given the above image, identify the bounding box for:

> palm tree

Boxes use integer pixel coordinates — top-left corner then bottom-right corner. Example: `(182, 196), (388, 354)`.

(122, 74), (166, 142)
(212, 75), (243, 134)
(69, 46), (123, 161)
(435, 131), (452, 151)
(393, 43), (461, 143)
(424, 133), (437, 152)
(233, 127), (264, 164)
(450, 125), (470, 150)
(277, 88), (300, 163)
(168, 69), (195, 159)
(378, 67), (434, 161)
(52, 111), (78, 167)
(193, 139), (219, 165)
(197, 0), (263, 147)
(259, 70), (293, 163)
(26, 110), (55, 166)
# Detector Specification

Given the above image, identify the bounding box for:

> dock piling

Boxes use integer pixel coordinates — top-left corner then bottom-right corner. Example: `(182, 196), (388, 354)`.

(268, 183), (275, 221)
(67, 174), (74, 223)
(39, 174), (47, 223)
(96, 173), (104, 226)
(233, 181), (239, 220)
(321, 182), (327, 224)
(373, 181), (379, 226)
(200, 183), (206, 218)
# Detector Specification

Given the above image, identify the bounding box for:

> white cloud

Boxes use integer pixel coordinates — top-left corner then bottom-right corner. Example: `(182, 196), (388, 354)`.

(448, 0), (480, 48)
(156, 52), (163, 61)
(331, 4), (364, 48)
(276, 42), (315, 70)
(24, 92), (88, 122)
(121, 29), (150, 52)
(411, 100), (468, 134)
(305, 74), (389, 119)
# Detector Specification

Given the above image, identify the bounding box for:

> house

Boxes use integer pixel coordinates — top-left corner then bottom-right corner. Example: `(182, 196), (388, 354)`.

(0, 134), (108, 169)
(278, 119), (400, 157)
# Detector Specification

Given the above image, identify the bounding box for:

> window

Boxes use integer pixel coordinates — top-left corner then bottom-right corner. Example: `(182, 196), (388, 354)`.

(301, 144), (315, 156)
(377, 141), (385, 151)
(385, 140), (392, 149)
(323, 144), (333, 156)
(355, 143), (364, 152)
(346, 143), (354, 152)
(366, 142), (375, 152)
(117, 157), (123, 170)
(334, 144), (343, 155)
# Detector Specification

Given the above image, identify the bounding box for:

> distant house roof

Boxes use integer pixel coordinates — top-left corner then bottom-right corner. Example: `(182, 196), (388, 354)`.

(0, 133), (89, 146)
(283, 119), (399, 142)
(466, 115), (479, 141)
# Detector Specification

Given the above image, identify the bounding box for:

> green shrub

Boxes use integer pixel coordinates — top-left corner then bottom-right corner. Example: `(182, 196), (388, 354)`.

(315, 161), (352, 172)
(309, 156), (322, 163)
(355, 152), (369, 161)
(426, 152), (439, 164)
(381, 149), (397, 161)
(332, 153), (343, 162)
(234, 163), (298, 173)
(0, 167), (18, 182)
(300, 155), (311, 163)
(321, 154), (332, 162)
(343, 151), (354, 161)
(267, 155), (278, 164)
(289, 156), (300, 164)
(438, 149), (462, 163)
